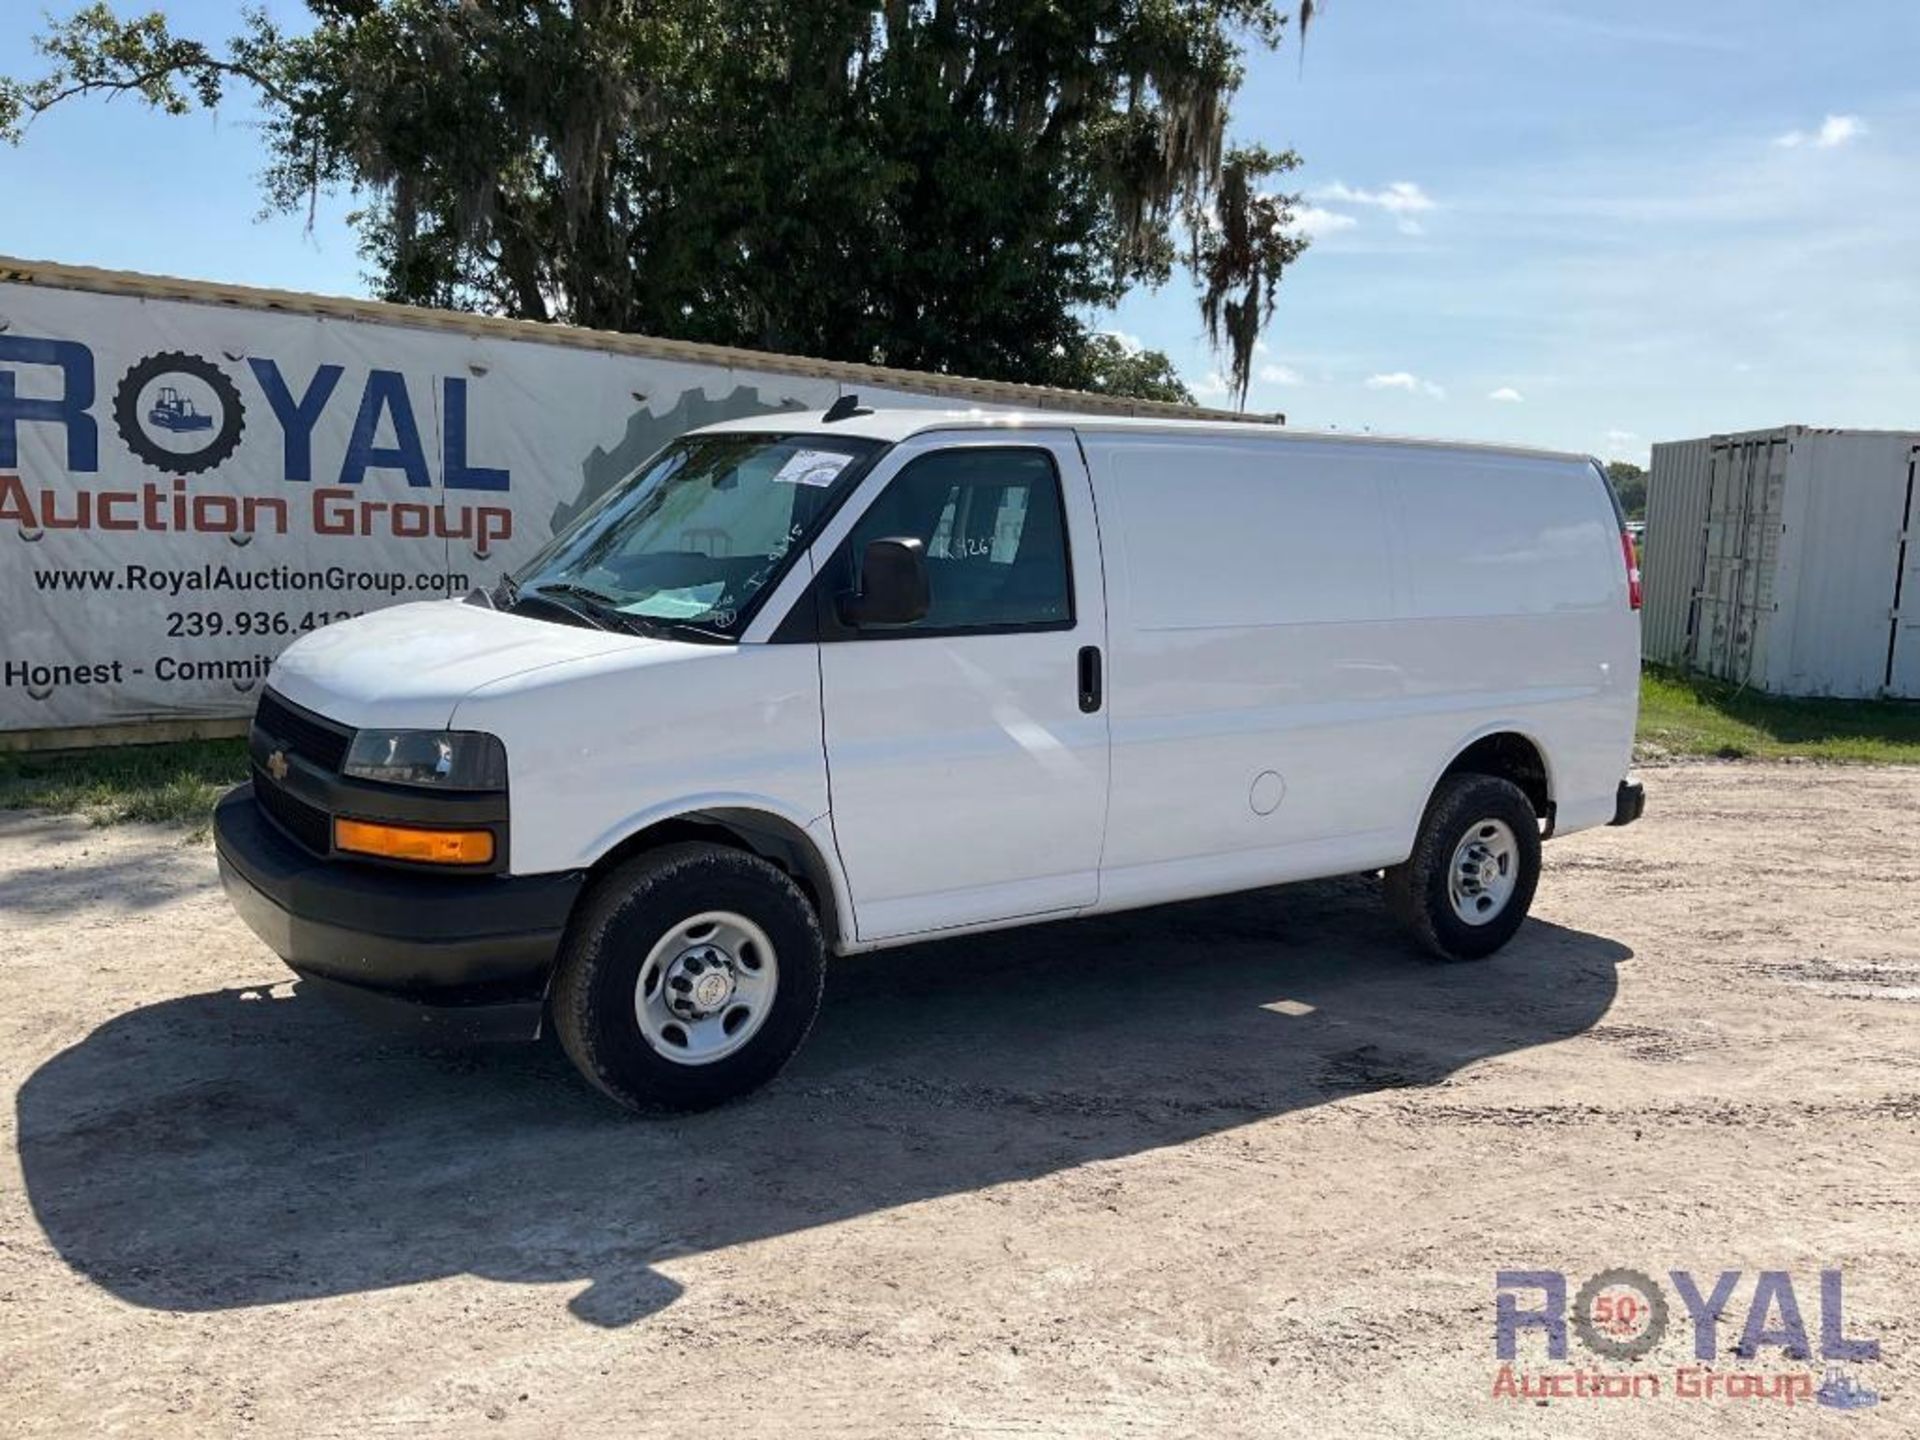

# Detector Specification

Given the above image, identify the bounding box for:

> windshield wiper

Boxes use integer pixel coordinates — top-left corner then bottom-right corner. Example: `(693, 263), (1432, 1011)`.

(528, 581), (624, 609)
(518, 582), (735, 643)
(519, 581), (625, 632)
(653, 618), (733, 644)
(526, 582), (714, 641)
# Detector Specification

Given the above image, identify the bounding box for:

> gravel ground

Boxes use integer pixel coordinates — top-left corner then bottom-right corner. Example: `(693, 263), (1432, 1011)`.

(1, 760), (1914, 1437)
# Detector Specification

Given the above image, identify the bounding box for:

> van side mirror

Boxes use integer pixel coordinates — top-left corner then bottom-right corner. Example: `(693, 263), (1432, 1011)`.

(839, 537), (930, 628)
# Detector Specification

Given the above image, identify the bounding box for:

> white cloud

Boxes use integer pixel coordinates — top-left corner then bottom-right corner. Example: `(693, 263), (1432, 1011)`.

(1189, 371), (1231, 399)
(1291, 205), (1359, 239)
(1775, 114), (1866, 149)
(1819, 114), (1867, 147)
(1100, 329), (1144, 354)
(1366, 371), (1446, 399)
(1488, 386), (1525, 403)
(1603, 429), (1645, 463)
(1318, 181), (1438, 215)
(1259, 363), (1304, 386)
(1397, 218), (1426, 237)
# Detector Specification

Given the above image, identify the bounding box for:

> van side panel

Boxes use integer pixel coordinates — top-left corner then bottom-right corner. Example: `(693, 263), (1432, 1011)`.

(1082, 434), (1635, 911)
(1085, 436), (1414, 907)
(1387, 450), (1637, 836)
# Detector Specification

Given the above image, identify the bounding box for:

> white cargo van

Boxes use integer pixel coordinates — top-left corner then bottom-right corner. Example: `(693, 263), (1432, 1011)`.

(215, 404), (1645, 1111)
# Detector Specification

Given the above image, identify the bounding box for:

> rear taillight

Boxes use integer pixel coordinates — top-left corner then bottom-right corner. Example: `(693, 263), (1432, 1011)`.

(1621, 531), (1643, 610)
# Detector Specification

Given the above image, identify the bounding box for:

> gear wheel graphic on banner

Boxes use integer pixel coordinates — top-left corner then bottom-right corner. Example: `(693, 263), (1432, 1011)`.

(112, 350), (246, 475)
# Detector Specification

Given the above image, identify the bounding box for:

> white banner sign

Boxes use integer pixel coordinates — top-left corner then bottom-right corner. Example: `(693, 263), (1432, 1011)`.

(0, 282), (970, 734)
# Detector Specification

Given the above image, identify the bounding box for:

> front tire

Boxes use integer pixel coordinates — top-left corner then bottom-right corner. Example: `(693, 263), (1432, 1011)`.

(551, 843), (826, 1112)
(1385, 774), (1541, 961)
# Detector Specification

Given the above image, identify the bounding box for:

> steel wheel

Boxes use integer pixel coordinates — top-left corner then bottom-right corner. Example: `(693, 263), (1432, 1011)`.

(554, 843), (827, 1112)
(1447, 818), (1519, 926)
(1385, 773), (1540, 962)
(633, 910), (779, 1066)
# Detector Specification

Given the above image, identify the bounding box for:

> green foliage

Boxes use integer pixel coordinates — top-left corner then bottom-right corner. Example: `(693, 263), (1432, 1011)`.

(1639, 666), (1920, 764)
(0, 738), (247, 829)
(1067, 334), (1196, 404)
(1607, 461), (1647, 521)
(1, 4), (285, 130)
(3, 2), (1317, 401)
(1194, 144), (1307, 407)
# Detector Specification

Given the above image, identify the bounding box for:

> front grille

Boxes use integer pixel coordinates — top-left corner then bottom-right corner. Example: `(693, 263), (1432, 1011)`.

(252, 765), (333, 854)
(254, 689), (354, 772)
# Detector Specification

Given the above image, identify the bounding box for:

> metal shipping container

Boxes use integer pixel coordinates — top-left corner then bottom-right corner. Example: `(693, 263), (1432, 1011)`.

(1644, 426), (1920, 698)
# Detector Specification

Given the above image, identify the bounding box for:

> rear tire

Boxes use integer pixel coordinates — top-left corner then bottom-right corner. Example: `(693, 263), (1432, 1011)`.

(552, 843), (826, 1113)
(1385, 773), (1541, 962)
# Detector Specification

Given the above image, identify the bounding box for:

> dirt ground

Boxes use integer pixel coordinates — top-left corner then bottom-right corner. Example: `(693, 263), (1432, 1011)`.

(0, 760), (1914, 1438)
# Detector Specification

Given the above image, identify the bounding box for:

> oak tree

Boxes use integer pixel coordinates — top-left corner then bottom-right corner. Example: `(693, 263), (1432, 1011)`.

(3, 1), (1317, 404)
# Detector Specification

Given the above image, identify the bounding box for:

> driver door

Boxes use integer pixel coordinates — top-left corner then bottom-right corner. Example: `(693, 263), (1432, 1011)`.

(811, 432), (1110, 942)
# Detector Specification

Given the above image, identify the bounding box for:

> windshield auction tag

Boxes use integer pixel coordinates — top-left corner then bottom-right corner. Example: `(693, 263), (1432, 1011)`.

(770, 450), (854, 488)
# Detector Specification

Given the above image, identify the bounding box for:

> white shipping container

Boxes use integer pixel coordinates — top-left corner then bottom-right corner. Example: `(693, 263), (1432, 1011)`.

(1644, 427), (1920, 698)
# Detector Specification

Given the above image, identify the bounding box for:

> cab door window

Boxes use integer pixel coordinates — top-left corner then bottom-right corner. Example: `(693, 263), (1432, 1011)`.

(831, 447), (1074, 635)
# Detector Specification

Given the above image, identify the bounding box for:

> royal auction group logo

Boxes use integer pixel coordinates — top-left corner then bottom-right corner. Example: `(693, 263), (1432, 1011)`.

(1493, 1268), (1881, 1411)
(0, 334), (514, 552)
(113, 349), (248, 476)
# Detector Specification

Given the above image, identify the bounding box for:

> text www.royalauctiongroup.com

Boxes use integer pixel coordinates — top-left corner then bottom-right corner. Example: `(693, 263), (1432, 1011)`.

(31, 563), (468, 598)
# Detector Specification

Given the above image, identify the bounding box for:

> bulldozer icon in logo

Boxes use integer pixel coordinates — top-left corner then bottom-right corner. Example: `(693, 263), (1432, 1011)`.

(113, 350), (245, 475)
(146, 385), (216, 434)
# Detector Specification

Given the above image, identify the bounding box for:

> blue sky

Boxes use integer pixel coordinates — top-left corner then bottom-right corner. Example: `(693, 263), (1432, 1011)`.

(3, 1), (1915, 464)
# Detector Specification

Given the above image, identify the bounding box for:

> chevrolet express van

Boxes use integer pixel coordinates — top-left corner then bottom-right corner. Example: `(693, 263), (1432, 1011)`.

(215, 405), (1645, 1112)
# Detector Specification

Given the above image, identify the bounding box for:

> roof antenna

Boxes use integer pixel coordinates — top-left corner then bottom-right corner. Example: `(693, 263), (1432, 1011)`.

(822, 393), (872, 423)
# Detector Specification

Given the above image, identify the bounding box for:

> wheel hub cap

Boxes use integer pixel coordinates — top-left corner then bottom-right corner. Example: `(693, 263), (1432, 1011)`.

(1447, 819), (1520, 926)
(665, 944), (737, 1018)
(634, 911), (780, 1066)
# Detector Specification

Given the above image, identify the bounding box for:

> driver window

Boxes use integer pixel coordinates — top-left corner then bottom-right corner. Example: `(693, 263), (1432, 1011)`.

(836, 447), (1073, 634)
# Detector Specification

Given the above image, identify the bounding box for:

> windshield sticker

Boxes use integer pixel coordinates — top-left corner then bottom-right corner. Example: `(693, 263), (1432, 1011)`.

(770, 449), (855, 488)
(621, 583), (726, 620)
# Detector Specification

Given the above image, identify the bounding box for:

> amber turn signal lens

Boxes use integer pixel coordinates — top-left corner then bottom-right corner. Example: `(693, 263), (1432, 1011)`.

(334, 817), (494, 866)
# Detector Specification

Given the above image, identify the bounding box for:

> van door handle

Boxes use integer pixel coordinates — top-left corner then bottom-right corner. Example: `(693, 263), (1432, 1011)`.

(1077, 645), (1103, 713)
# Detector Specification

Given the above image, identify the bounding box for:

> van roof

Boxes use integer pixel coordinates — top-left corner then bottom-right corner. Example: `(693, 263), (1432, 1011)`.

(691, 406), (1596, 467)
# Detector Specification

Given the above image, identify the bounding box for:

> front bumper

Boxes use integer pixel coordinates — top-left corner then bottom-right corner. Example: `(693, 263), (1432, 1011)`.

(214, 784), (582, 1039)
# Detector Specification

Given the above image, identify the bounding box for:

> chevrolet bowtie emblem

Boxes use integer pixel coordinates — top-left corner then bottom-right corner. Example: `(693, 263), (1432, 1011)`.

(265, 749), (290, 782)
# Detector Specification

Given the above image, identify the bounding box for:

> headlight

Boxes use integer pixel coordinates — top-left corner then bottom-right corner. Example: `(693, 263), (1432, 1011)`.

(342, 730), (507, 790)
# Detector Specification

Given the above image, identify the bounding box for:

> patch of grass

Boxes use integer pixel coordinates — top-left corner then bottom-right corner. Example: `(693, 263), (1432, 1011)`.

(0, 739), (248, 831)
(1639, 665), (1920, 764)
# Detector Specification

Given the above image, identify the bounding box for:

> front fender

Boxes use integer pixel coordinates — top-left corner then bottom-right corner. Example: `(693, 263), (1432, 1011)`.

(577, 793), (856, 956)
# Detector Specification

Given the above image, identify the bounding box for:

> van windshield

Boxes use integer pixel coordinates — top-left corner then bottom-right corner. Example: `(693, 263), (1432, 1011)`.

(507, 432), (883, 640)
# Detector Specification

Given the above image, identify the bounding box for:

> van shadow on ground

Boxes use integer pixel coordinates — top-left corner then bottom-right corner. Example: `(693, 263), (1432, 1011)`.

(17, 875), (1627, 1327)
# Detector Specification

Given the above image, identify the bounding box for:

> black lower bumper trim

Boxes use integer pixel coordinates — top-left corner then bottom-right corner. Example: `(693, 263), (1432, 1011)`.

(215, 783), (582, 1019)
(291, 972), (546, 1043)
(1610, 777), (1646, 827)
